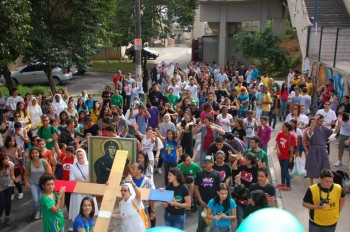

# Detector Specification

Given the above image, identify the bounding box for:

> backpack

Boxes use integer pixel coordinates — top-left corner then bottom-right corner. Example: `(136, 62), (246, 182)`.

(119, 199), (149, 229)
(332, 170), (349, 187)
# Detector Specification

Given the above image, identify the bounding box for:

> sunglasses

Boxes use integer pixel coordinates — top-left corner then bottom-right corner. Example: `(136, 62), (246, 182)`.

(120, 189), (129, 192)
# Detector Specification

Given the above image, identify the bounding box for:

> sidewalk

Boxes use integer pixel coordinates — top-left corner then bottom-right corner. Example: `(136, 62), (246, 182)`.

(268, 121), (350, 231)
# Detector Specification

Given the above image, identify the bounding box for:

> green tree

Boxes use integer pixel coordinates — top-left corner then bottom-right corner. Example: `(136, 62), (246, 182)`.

(113, 0), (199, 46)
(233, 26), (289, 75)
(0, 0), (31, 92)
(25, 0), (115, 94)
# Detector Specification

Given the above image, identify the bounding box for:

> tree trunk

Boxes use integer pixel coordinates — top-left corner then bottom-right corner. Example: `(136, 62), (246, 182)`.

(1, 65), (16, 92)
(44, 67), (57, 95)
(260, 58), (266, 72)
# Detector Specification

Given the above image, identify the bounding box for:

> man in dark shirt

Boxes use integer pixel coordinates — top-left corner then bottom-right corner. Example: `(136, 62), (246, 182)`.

(194, 155), (221, 232)
(337, 95), (350, 114)
(207, 136), (237, 163)
(224, 132), (247, 154)
(204, 92), (220, 113)
(148, 84), (164, 107)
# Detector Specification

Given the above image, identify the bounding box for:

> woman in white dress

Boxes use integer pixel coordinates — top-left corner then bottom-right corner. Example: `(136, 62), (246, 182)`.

(68, 149), (98, 222)
(112, 178), (146, 232)
(27, 97), (43, 136)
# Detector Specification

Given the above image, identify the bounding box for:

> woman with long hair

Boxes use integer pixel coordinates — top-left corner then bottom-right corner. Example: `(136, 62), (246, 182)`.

(59, 110), (69, 129)
(285, 103), (302, 123)
(15, 101), (30, 127)
(3, 136), (23, 200)
(232, 152), (259, 189)
(39, 173), (65, 232)
(73, 196), (96, 232)
(231, 118), (246, 143)
(24, 147), (52, 219)
(47, 104), (59, 126)
(280, 83), (289, 121)
(0, 152), (22, 226)
(208, 77), (216, 93)
(101, 85), (112, 108)
(90, 101), (101, 123)
(78, 110), (88, 126)
(206, 183), (237, 232)
(76, 98), (88, 113)
(65, 101), (79, 120)
(177, 110), (195, 158)
(163, 168), (190, 230)
(157, 129), (181, 185)
(137, 150), (154, 181)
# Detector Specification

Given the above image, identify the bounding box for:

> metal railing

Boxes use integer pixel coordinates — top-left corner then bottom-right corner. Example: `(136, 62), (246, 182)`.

(306, 26), (350, 70)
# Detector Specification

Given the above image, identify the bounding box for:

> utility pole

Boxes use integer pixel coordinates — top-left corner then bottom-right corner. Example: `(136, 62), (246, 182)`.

(135, 0), (142, 77)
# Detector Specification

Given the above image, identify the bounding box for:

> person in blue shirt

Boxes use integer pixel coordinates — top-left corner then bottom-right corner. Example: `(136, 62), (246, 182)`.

(73, 196), (95, 232)
(237, 88), (249, 118)
(206, 183), (237, 232)
(250, 65), (259, 82)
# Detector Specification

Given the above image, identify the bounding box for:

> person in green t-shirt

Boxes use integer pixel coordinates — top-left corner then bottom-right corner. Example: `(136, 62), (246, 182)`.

(177, 154), (201, 211)
(36, 115), (59, 150)
(39, 174), (65, 232)
(110, 89), (124, 110)
(167, 88), (179, 109)
(244, 136), (268, 167)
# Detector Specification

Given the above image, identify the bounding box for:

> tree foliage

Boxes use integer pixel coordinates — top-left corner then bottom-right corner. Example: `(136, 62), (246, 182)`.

(113, 0), (199, 46)
(0, 0), (32, 91)
(233, 26), (289, 76)
(25, 0), (115, 93)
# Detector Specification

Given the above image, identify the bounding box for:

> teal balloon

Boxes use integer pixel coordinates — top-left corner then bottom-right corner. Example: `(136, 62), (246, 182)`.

(237, 208), (304, 232)
(147, 226), (184, 232)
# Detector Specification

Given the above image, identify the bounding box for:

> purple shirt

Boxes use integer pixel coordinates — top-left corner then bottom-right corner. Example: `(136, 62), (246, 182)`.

(147, 106), (159, 128)
(257, 125), (272, 147)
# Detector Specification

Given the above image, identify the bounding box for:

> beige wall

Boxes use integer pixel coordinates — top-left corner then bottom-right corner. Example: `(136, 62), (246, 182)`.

(344, 0), (350, 14)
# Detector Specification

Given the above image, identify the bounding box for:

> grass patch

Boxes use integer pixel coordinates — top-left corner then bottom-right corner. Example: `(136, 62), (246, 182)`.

(0, 85), (60, 97)
(91, 60), (154, 73)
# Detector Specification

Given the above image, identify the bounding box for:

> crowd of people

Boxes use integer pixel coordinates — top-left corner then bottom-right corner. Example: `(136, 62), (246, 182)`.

(0, 60), (348, 232)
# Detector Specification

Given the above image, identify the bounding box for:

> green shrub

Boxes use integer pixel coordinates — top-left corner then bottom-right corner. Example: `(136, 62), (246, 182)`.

(0, 85), (57, 97)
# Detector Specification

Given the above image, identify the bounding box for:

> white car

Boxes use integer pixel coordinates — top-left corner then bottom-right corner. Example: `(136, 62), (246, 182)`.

(0, 64), (73, 86)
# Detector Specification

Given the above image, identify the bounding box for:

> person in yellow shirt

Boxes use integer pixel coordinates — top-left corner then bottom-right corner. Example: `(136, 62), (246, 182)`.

(302, 169), (346, 232)
(305, 76), (314, 95)
(290, 74), (300, 92)
(261, 86), (272, 117)
(261, 72), (269, 88)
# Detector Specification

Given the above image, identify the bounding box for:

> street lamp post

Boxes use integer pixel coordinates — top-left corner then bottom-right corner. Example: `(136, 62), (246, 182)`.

(135, 0), (142, 76)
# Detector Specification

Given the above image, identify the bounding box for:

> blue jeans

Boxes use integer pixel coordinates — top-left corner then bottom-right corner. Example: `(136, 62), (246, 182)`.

(209, 224), (231, 232)
(30, 183), (42, 213)
(269, 111), (277, 129)
(280, 99), (288, 120)
(164, 211), (186, 230)
(279, 159), (291, 187)
(309, 223), (336, 232)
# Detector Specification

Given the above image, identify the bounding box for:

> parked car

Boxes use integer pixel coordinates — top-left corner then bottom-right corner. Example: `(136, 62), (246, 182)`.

(0, 63), (72, 86)
(125, 45), (159, 60)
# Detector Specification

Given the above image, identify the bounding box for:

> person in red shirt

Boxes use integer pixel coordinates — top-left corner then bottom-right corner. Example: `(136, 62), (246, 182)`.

(113, 70), (122, 90)
(275, 122), (296, 191)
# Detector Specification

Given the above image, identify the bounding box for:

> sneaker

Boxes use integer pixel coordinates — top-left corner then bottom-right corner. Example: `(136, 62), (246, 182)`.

(4, 217), (10, 226)
(34, 211), (41, 220)
(279, 187), (292, 191)
(158, 168), (162, 174)
(11, 194), (15, 200)
(68, 227), (73, 232)
(18, 193), (23, 200)
(335, 160), (343, 167)
(276, 183), (285, 188)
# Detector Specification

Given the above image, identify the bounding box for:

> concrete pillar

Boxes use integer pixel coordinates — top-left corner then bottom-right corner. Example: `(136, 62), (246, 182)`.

(218, 3), (227, 67)
(261, 0), (268, 28)
(272, 18), (286, 36)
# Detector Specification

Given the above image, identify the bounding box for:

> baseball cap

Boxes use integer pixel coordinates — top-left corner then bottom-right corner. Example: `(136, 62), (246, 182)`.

(204, 156), (214, 162)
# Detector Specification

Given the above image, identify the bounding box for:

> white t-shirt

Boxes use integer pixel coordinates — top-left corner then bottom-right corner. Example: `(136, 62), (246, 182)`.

(6, 96), (24, 116)
(316, 109), (337, 129)
(291, 128), (302, 139)
(142, 137), (154, 161)
(338, 120), (350, 136)
(185, 84), (199, 100)
(168, 85), (182, 98)
(244, 118), (256, 138)
(217, 113), (233, 132)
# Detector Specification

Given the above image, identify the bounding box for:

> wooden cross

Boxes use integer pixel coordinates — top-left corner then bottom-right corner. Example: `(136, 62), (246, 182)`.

(67, 150), (150, 231)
